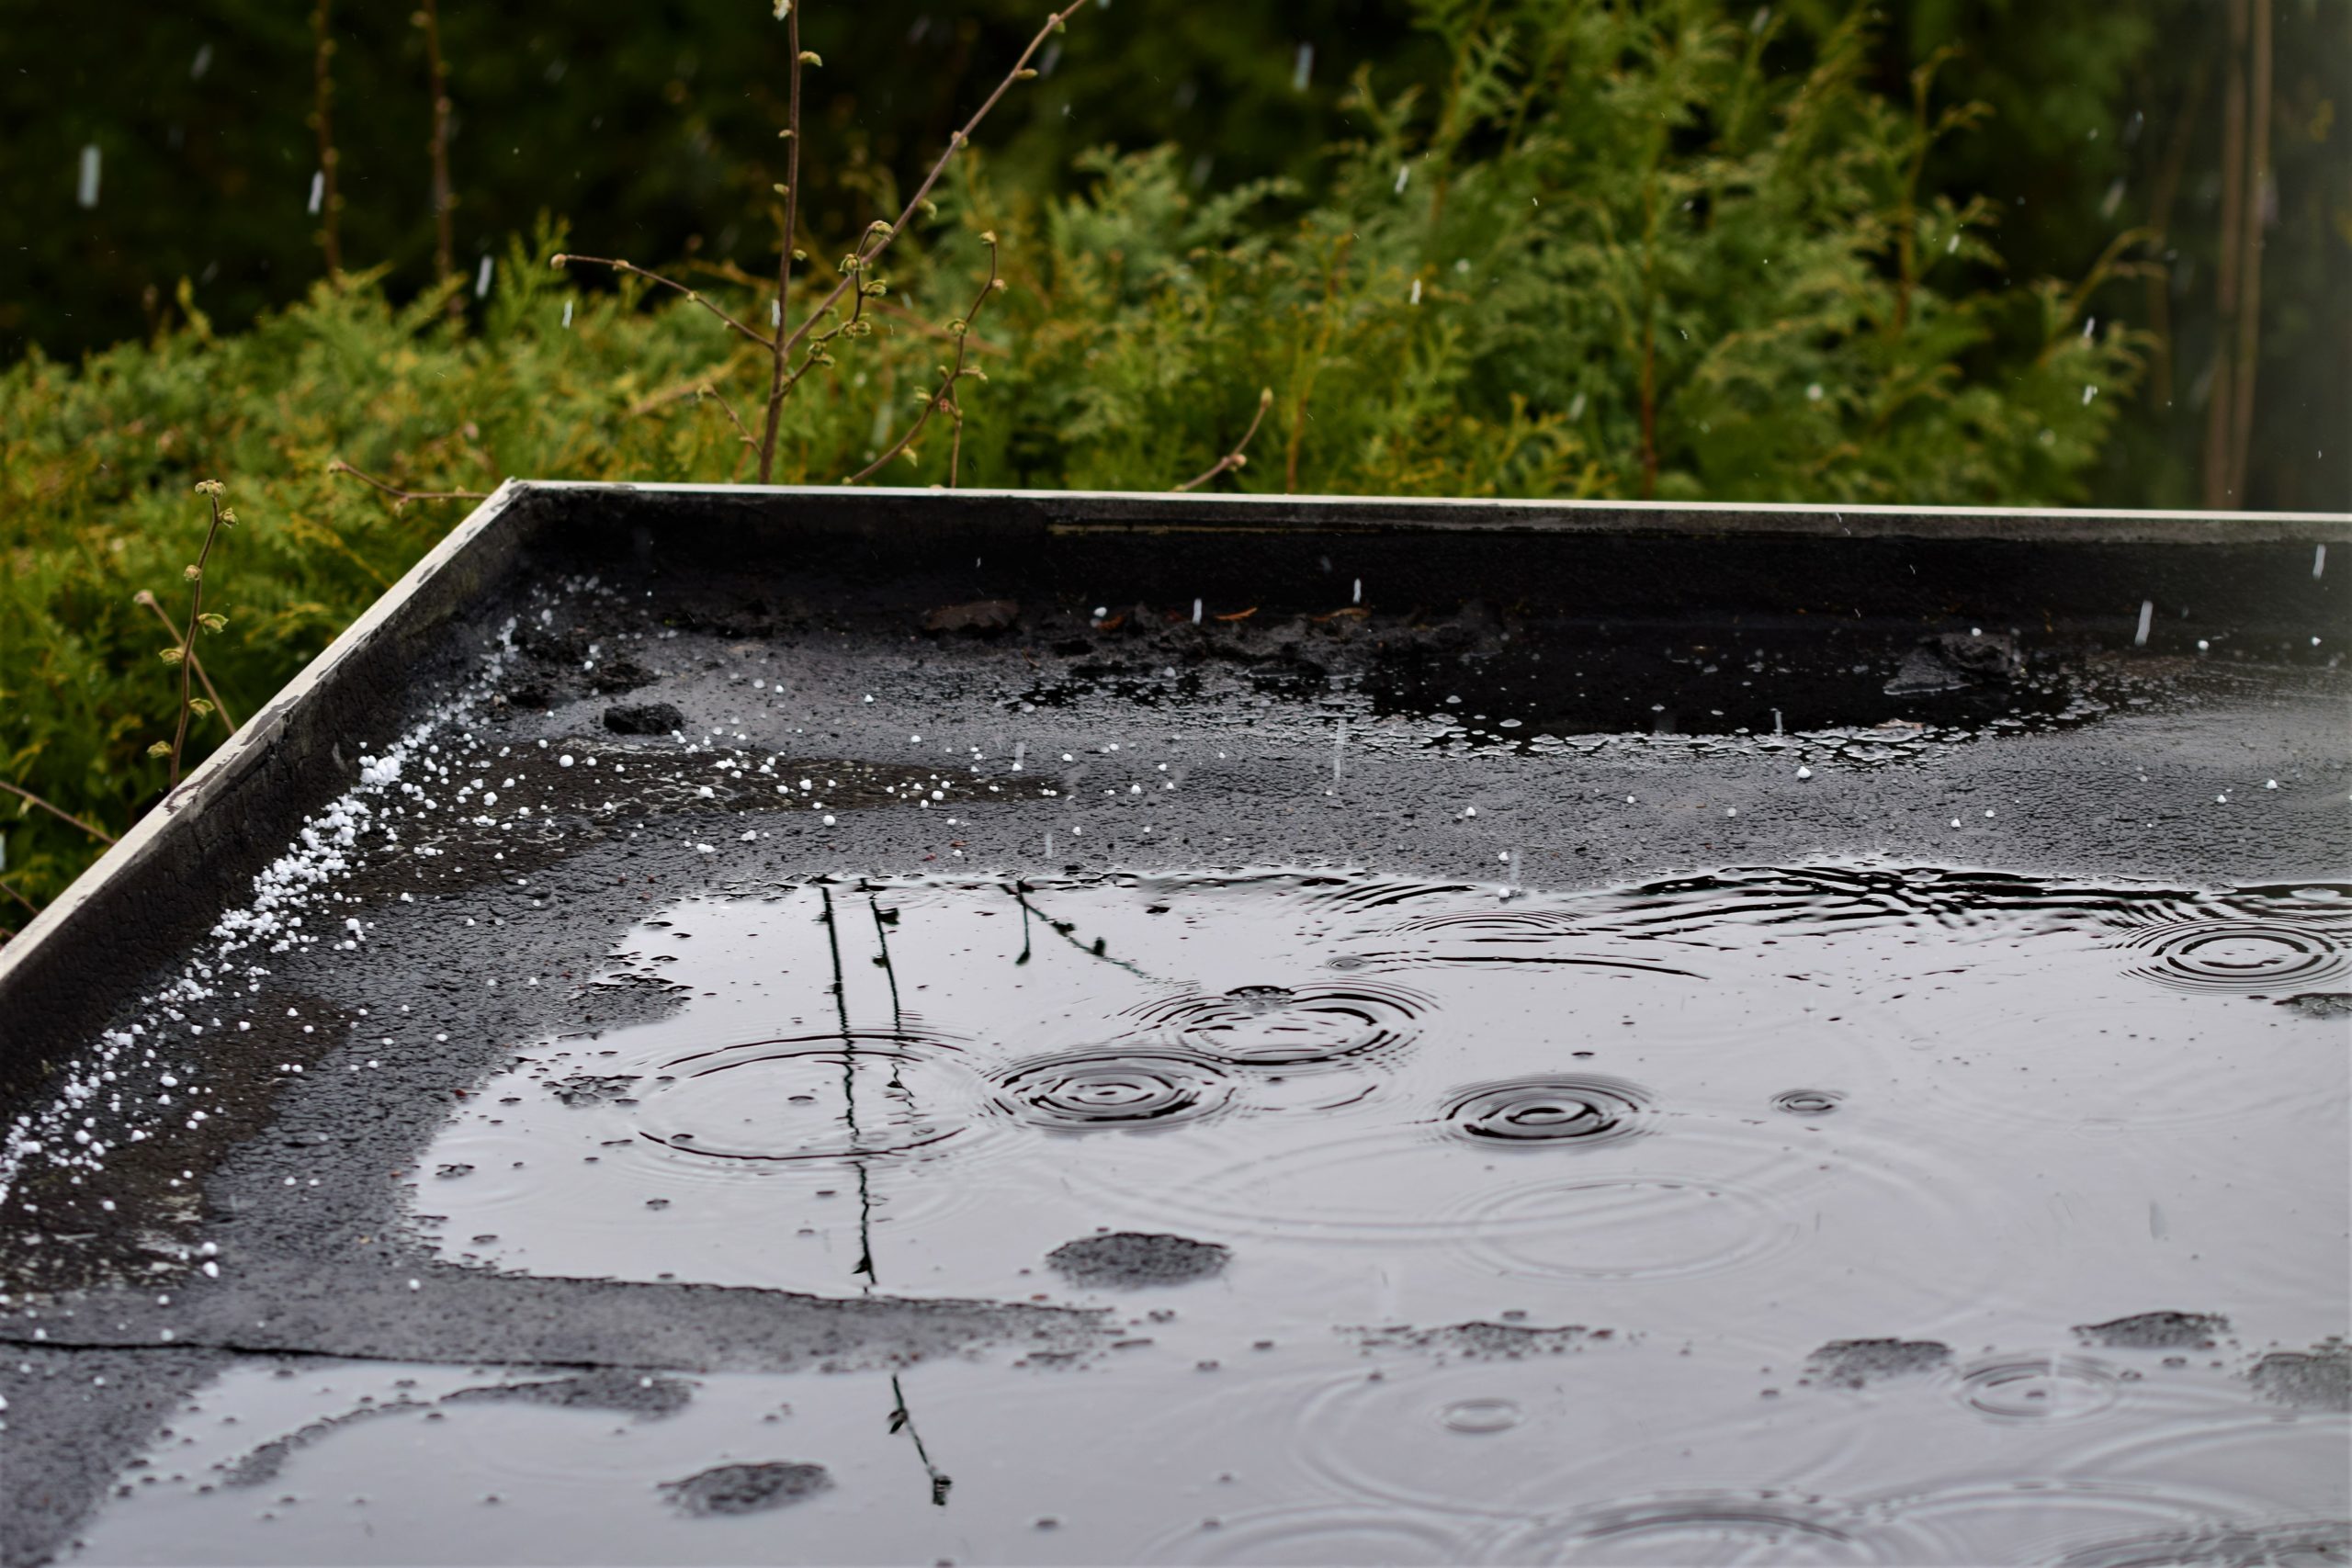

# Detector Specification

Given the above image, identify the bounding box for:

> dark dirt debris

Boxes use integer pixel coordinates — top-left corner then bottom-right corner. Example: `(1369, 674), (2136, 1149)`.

(1802, 1338), (1954, 1387)
(604, 702), (686, 735)
(1046, 1232), (1230, 1288)
(661, 1461), (831, 1516)
(2073, 1311), (2232, 1349)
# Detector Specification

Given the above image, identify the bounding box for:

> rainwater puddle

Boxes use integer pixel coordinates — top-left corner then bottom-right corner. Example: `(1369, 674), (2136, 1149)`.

(78, 866), (2352, 1563)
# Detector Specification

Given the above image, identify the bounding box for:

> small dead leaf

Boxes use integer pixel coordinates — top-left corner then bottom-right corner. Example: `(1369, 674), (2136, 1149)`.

(1214, 606), (1259, 623)
(921, 599), (1019, 635)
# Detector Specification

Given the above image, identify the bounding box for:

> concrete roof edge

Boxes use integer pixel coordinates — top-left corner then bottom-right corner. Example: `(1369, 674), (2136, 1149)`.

(0, 482), (532, 1009)
(497, 480), (2352, 541)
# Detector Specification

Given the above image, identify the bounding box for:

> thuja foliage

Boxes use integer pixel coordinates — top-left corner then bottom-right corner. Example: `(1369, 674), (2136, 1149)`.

(3, 0), (2148, 931)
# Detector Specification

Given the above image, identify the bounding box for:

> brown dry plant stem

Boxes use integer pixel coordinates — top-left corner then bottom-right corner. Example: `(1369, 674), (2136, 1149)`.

(765, 0), (807, 485)
(311, 0), (343, 276)
(2203, 0), (2250, 507)
(756, 0), (1089, 481)
(417, 0), (459, 323)
(550, 255), (774, 348)
(1284, 233), (1354, 492)
(847, 238), (1003, 485)
(133, 590), (233, 731)
(697, 385), (761, 479)
(0, 781), (118, 846)
(153, 482), (236, 790)
(2224, 0), (2271, 505)
(1174, 388), (1274, 491)
(555, 2), (1086, 487)
(327, 457), (490, 508)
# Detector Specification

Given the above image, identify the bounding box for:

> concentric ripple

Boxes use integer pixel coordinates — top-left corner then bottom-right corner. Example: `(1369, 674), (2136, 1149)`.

(1441, 1077), (1654, 1148)
(1143, 1504), (1487, 1565)
(2113, 920), (2350, 994)
(1350, 908), (1708, 976)
(636, 1032), (981, 1163)
(1453, 1173), (1801, 1284)
(1494, 1492), (1877, 1565)
(1126, 982), (1430, 1066)
(1773, 1089), (1846, 1116)
(1439, 1397), (1524, 1435)
(989, 1049), (1237, 1131)
(1955, 1353), (2124, 1421)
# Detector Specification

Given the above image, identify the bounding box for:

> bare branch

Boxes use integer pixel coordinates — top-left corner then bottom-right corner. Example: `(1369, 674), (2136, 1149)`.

(1173, 388), (1275, 492)
(775, 2), (1090, 365)
(847, 241), (1002, 485)
(327, 458), (490, 507)
(0, 781), (118, 846)
(872, 298), (1010, 355)
(756, 0), (810, 483)
(699, 385), (759, 451)
(311, 0), (343, 276)
(416, 0), (459, 322)
(134, 590), (234, 731)
(0, 874), (38, 919)
(550, 254), (776, 350)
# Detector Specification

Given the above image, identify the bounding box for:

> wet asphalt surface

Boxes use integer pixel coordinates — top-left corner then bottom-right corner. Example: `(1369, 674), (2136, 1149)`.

(2, 558), (2346, 1565)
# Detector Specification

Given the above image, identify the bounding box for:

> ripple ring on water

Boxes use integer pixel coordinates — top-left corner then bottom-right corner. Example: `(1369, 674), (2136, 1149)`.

(2114, 920), (2349, 993)
(989, 1049), (1236, 1131)
(1441, 1077), (1655, 1148)
(1490, 1491), (1875, 1565)
(638, 1032), (981, 1164)
(1127, 982), (1430, 1066)
(1954, 1353), (2123, 1422)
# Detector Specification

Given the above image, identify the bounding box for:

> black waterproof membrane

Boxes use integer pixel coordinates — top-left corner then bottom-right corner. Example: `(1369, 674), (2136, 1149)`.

(1, 485), (2346, 1566)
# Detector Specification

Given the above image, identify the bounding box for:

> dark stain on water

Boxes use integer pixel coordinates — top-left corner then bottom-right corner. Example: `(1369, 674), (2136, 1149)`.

(660, 1461), (831, 1516)
(65, 863), (2352, 1564)
(1046, 1231), (1231, 1288)
(1802, 1338), (1955, 1388)
(1352, 1319), (1593, 1359)
(2075, 1312), (2234, 1350)
(1366, 619), (2092, 741)
(2278, 991), (2352, 1021)
(2247, 1340), (2352, 1411)
(440, 1369), (695, 1420)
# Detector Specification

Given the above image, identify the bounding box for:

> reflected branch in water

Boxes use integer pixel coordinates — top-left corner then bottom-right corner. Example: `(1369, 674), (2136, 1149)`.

(1008, 883), (1156, 980)
(888, 1373), (954, 1506)
(819, 886), (878, 1289)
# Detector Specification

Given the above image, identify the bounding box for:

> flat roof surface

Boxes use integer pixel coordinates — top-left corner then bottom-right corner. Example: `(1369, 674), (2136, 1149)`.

(3, 487), (2346, 1563)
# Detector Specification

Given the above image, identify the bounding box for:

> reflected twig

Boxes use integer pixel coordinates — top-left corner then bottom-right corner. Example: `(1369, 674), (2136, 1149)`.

(1008, 883), (1154, 980)
(819, 886), (876, 1288)
(888, 1373), (954, 1506)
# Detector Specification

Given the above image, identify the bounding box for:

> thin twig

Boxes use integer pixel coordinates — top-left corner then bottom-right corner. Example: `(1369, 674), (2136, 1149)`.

(698, 385), (759, 450)
(134, 590), (233, 730)
(0, 782), (117, 846)
(311, 0), (342, 276)
(327, 458), (491, 507)
(847, 238), (1001, 484)
(549, 254), (776, 350)
(683, 258), (1007, 354)
(759, 0), (808, 484)
(2203, 0), (2249, 508)
(0, 874), (38, 919)
(2225, 0), (2271, 504)
(773, 4), (1089, 367)
(162, 484), (238, 788)
(418, 0), (459, 321)
(1173, 388), (1275, 491)
(872, 298), (1011, 355)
